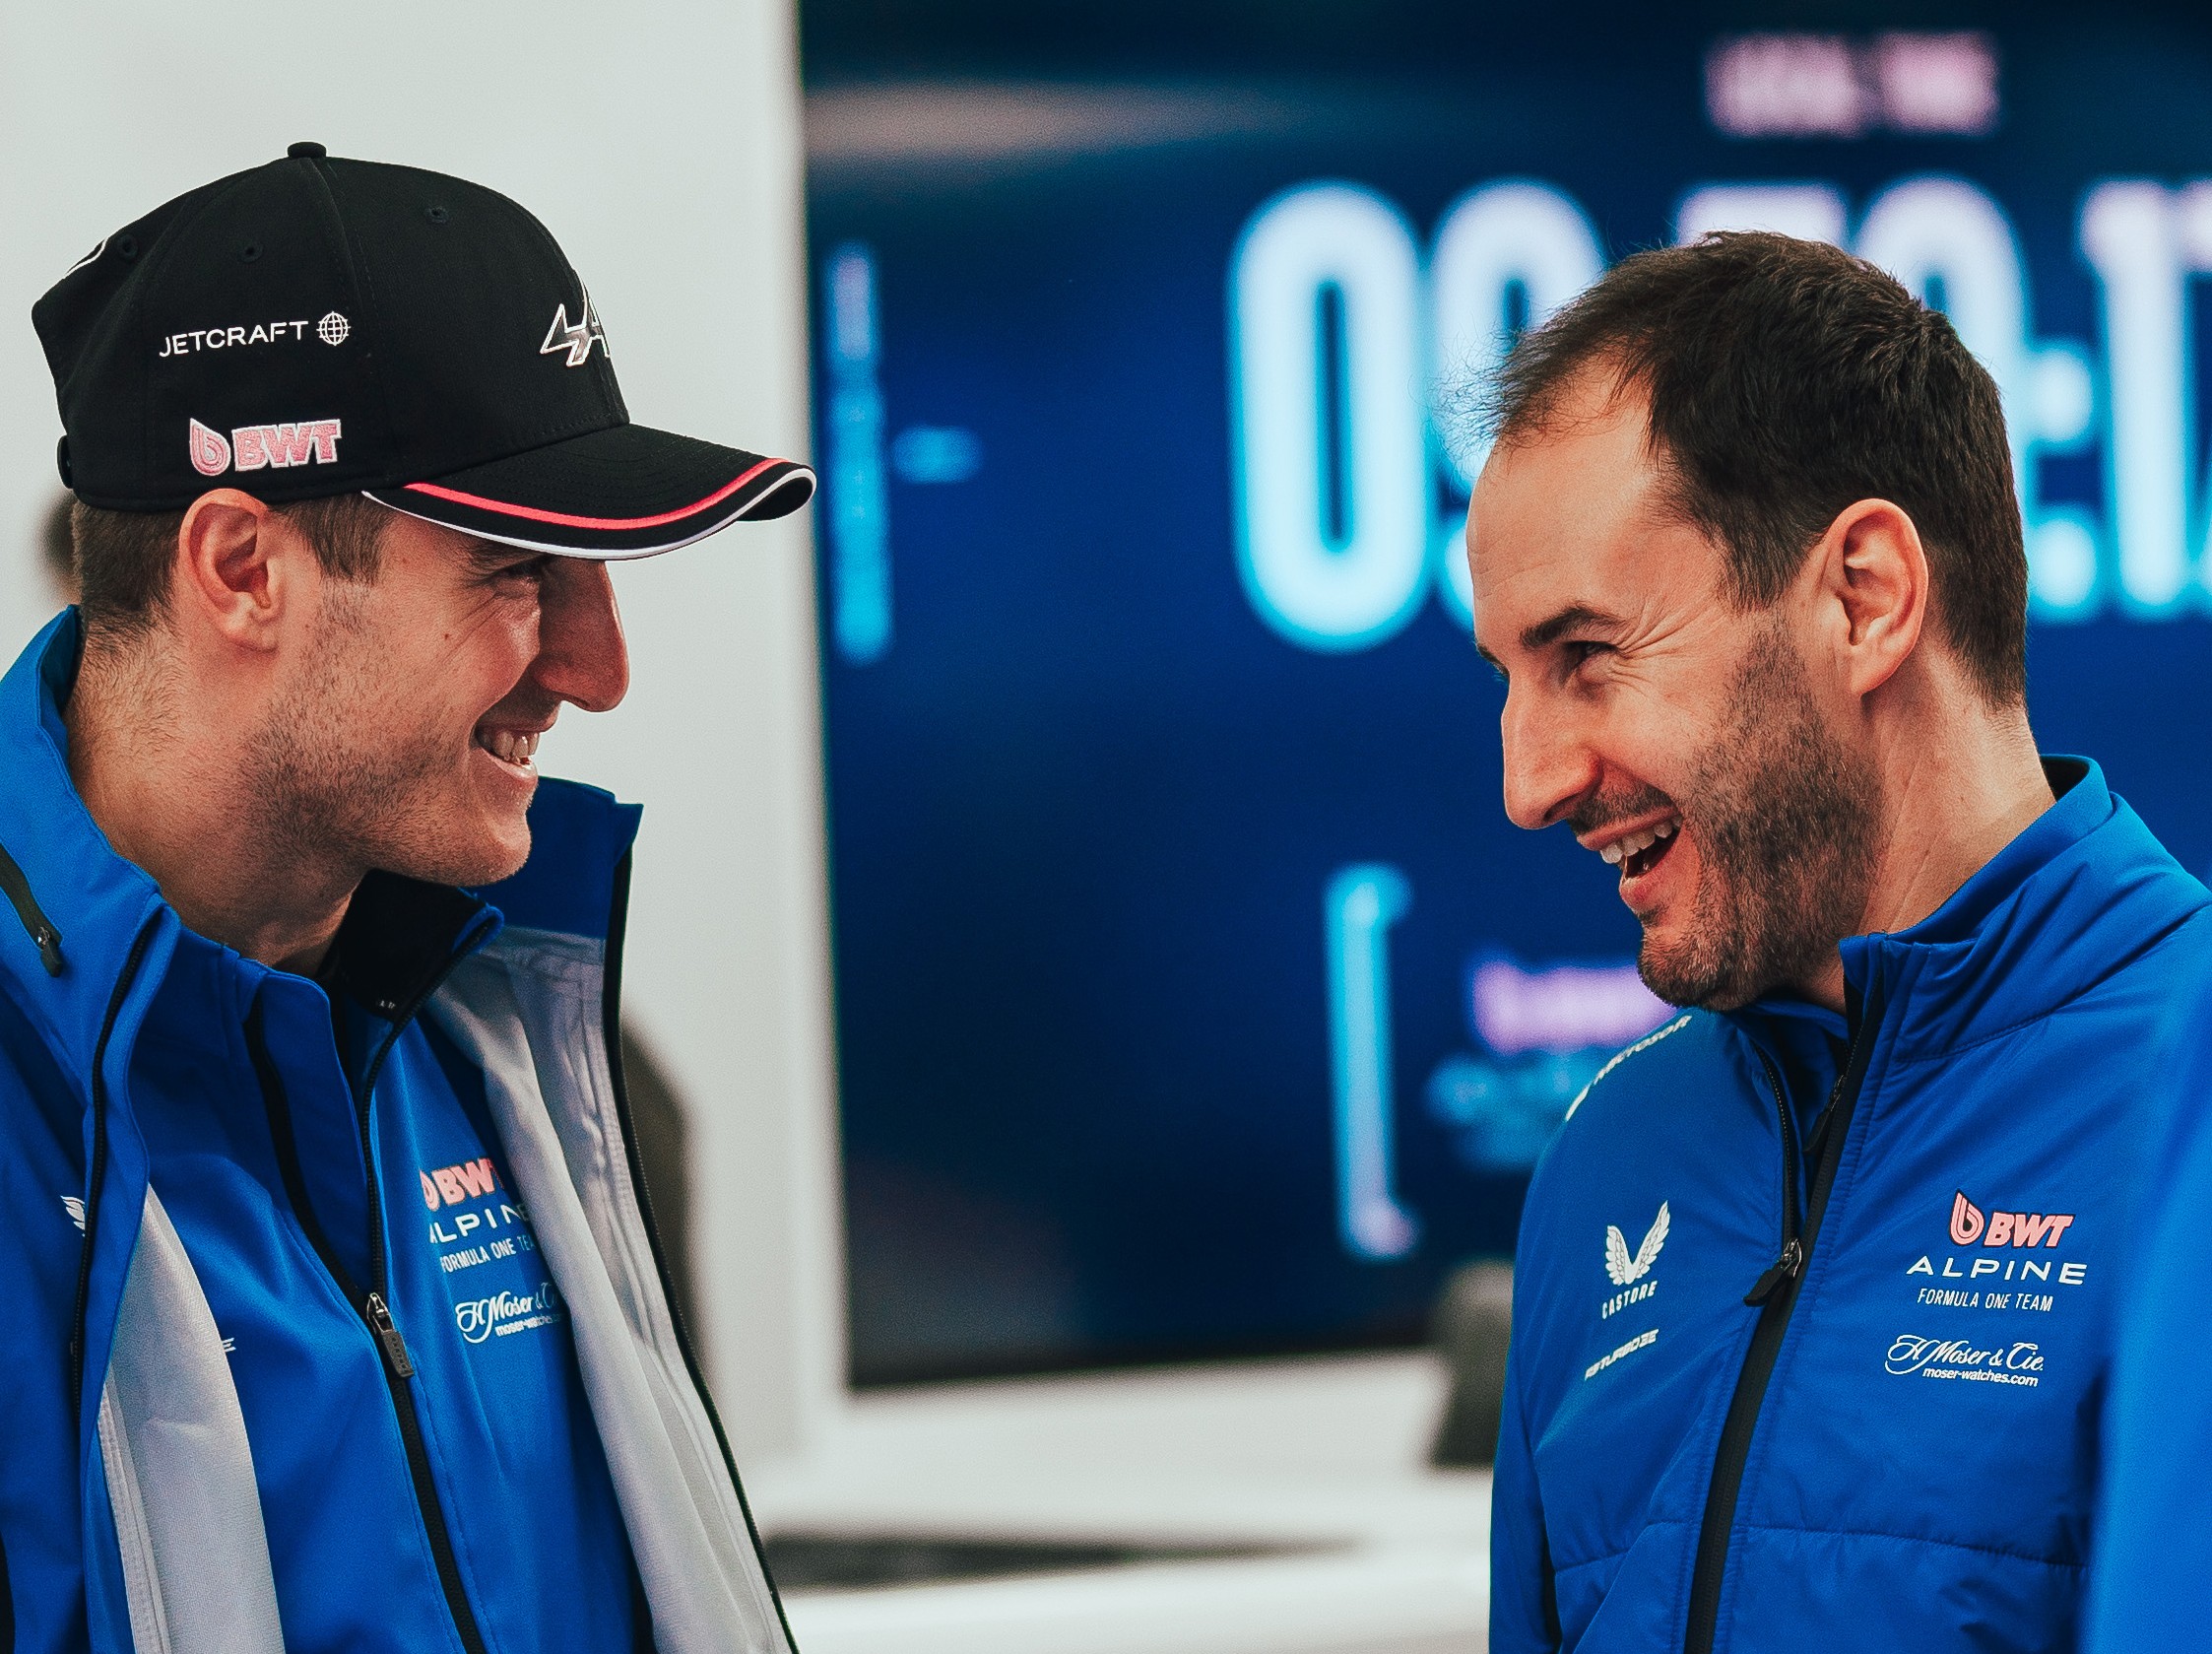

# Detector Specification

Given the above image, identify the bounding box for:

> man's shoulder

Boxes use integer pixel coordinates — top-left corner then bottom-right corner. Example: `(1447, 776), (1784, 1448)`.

(0, 977), (92, 1299)
(1508, 1008), (1776, 1402)
(0, 974), (84, 1148)
(1519, 1009), (1765, 1260)
(2067, 794), (2212, 977)
(1532, 1010), (1743, 1178)
(2134, 899), (2212, 976)
(2051, 899), (2212, 1050)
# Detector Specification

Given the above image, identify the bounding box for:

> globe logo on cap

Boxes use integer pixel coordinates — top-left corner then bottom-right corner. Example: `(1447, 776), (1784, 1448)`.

(317, 310), (351, 347)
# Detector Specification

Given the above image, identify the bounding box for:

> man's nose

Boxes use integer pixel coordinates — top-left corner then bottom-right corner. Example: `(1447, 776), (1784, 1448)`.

(1500, 686), (1597, 831)
(532, 560), (629, 713)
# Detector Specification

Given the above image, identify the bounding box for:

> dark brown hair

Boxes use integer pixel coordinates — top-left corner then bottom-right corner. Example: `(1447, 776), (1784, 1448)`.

(73, 494), (390, 640)
(1490, 232), (2027, 705)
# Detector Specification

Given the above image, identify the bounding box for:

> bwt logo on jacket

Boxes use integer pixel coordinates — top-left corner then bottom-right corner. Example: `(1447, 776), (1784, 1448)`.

(187, 415), (343, 477)
(1949, 1189), (2076, 1248)
(1910, 1188), (2090, 1295)
(421, 1157), (500, 1212)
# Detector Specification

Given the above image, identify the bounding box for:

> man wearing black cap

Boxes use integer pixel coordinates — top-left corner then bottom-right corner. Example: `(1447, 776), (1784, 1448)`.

(0, 146), (812, 1654)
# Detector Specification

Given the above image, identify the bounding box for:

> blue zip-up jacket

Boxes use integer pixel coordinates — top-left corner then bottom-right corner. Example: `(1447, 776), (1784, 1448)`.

(1491, 758), (2212, 1654)
(2082, 962), (2212, 1648)
(0, 612), (795, 1654)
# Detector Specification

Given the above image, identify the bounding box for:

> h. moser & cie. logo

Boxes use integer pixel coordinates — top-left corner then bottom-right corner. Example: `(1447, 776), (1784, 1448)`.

(454, 1281), (562, 1345)
(1885, 1333), (2044, 1387)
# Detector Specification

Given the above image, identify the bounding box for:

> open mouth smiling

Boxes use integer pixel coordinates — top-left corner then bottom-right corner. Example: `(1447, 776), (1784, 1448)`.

(474, 725), (544, 773)
(1587, 815), (1681, 885)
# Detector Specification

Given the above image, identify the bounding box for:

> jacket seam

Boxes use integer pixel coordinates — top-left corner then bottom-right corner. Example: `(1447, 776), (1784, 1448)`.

(1734, 1521), (2082, 1572)
(1549, 1522), (1685, 1578)
(1549, 1516), (2082, 1580)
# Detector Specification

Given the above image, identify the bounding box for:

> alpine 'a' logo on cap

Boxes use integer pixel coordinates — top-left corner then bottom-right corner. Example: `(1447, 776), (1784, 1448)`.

(539, 292), (608, 367)
(188, 416), (343, 477)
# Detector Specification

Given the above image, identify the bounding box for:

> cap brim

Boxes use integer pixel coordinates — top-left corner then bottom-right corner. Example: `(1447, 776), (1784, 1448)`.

(363, 422), (815, 559)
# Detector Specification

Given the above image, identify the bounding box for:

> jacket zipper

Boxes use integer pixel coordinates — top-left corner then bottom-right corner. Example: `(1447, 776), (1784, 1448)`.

(1742, 1049), (1801, 1304)
(1682, 987), (1876, 1654)
(249, 957), (491, 1654)
(347, 976), (492, 1654)
(70, 922), (158, 1396)
(0, 835), (63, 976)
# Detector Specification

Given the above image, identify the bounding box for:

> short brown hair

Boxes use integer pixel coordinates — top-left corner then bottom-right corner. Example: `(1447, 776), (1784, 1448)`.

(73, 494), (390, 640)
(1490, 232), (2027, 705)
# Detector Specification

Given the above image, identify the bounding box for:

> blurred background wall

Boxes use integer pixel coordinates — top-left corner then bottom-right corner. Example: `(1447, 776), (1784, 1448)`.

(800, 0), (2212, 1389)
(0, 0), (844, 1464)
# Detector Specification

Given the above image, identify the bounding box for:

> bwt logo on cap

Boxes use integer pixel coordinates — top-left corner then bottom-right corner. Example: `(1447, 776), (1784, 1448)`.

(188, 416), (342, 477)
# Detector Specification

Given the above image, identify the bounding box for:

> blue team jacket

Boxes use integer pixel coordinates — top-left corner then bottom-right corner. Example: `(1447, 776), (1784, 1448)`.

(0, 612), (794, 1654)
(2083, 964), (2212, 1648)
(1491, 758), (2212, 1654)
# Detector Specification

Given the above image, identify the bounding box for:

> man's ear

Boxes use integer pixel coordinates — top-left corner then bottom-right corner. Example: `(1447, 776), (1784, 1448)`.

(173, 490), (306, 652)
(1814, 497), (1928, 699)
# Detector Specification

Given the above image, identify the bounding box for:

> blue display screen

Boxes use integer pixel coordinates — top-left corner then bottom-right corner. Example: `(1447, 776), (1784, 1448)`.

(807, 23), (2212, 1383)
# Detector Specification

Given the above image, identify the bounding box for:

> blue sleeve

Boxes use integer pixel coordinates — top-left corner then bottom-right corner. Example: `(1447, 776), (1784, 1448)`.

(1490, 1323), (1560, 1654)
(2083, 978), (2212, 1649)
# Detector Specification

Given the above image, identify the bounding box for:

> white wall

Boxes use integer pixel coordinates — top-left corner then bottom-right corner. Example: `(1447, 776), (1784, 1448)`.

(0, 1), (845, 1462)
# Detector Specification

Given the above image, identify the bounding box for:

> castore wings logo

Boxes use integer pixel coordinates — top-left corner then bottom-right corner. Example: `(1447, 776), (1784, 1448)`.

(1605, 1202), (1669, 1287)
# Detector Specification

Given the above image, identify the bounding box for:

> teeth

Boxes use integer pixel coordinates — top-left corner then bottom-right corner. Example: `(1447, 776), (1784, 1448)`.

(482, 729), (539, 767)
(1597, 819), (1679, 870)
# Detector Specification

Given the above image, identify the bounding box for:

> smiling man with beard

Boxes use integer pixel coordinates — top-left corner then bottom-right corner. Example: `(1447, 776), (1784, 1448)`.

(0, 149), (812, 1654)
(1473, 233), (2212, 1654)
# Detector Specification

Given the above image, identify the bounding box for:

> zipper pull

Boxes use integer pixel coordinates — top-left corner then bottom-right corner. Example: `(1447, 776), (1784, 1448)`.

(1744, 1237), (1804, 1306)
(365, 1291), (416, 1378)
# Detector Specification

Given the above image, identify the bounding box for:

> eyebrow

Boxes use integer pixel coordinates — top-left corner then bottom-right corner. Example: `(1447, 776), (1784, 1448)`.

(1520, 602), (1621, 652)
(464, 538), (540, 572)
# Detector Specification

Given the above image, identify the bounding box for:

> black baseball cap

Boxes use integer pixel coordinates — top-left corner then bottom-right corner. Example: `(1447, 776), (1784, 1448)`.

(33, 142), (814, 558)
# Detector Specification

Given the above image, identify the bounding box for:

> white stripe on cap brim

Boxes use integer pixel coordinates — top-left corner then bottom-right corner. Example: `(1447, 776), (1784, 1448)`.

(358, 466), (815, 561)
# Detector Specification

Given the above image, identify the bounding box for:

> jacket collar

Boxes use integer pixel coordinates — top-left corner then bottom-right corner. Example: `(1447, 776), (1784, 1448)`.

(1837, 757), (2208, 1055)
(328, 872), (497, 1022)
(0, 611), (170, 1086)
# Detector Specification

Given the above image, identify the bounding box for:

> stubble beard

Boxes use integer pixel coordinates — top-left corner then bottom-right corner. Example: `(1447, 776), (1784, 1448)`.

(239, 582), (524, 896)
(1635, 624), (1880, 1012)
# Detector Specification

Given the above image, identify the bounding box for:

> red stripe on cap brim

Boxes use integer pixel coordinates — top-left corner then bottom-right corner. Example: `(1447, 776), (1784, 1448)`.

(402, 456), (783, 530)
